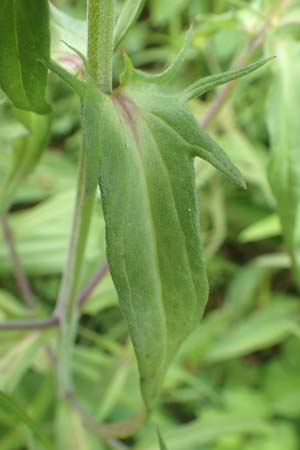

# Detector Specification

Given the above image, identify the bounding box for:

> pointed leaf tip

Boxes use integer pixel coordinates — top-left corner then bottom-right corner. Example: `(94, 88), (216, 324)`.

(41, 59), (86, 98)
(139, 92), (247, 189)
(119, 26), (193, 86)
(119, 53), (135, 84)
(61, 40), (88, 69)
(150, 25), (194, 84)
(180, 57), (275, 103)
(191, 137), (247, 189)
(89, 86), (209, 409)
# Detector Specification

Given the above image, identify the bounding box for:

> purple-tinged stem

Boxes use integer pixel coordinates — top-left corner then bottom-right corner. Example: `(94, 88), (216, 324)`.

(0, 315), (59, 331)
(77, 260), (109, 307)
(1, 214), (35, 310)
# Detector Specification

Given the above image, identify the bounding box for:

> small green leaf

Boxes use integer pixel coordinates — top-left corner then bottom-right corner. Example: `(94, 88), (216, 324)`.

(205, 300), (300, 362)
(179, 57), (274, 102)
(41, 59), (85, 98)
(239, 214), (281, 243)
(60, 41), (88, 71)
(114, 0), (147, 49)
(120, 27), (193, 85)
(0, 390), (54, 450)
(0, 0), (50, 114)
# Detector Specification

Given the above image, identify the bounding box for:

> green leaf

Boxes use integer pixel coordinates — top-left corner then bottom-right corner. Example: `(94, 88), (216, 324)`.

(0, 391), (54, 450)
(0, 110), (50, 213)
(267, 36), (300, 286)
(120, 27), (193, 85)
(50, 3), (87, 56)
(239, 214), (281, 243)
(264, 357), (300, 419)
(0, 289), (28, 318)
(0, 190), (103, 277)
(41, 59), (85, 98)
(205, 300), (300, 362)
(82, 77), (245, 409)
(179, 57), (273, 102)
(56, 400), (103, 450)
(0, 0), (50, 114)
(224, 261), (271, 317)
(127, 85), (245, 188)
(142, 416), (269, 450)
(0, 332), (45, 392)
(114, 0), (147, 49)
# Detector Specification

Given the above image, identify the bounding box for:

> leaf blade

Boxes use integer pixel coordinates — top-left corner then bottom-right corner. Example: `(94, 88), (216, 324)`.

(180, 57), (273, 103)
(114, 0), (146, 49)
(83, 73), (247, 409)
(129, 87), (245, 187)
(0, 0), (51, 114)
(83, 85), (209, 409)
(120, 27), (193, 85)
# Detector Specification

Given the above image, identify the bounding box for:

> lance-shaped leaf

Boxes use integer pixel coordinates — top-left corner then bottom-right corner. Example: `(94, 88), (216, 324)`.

(82, 79), (244, 409)
(0, 0), (50, 114)
(120, 27), (193, 85)
(267, 37), (300, 286)
(179, 57), (273, 102)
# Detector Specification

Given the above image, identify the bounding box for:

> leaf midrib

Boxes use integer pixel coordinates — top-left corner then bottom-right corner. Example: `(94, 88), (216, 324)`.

(142, 112), (200, 324)
(113, 96), (169, 382)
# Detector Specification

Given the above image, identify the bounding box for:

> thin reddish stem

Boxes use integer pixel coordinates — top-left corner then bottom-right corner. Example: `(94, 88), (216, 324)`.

(1, 214), (35, 310)
(77, 260), (109, 307)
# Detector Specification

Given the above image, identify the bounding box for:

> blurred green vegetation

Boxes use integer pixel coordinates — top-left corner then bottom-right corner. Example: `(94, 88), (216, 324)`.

(1, 0), (300, 449)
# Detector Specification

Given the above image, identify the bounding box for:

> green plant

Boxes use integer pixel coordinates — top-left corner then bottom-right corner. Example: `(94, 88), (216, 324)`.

(0, 1), (299, 449)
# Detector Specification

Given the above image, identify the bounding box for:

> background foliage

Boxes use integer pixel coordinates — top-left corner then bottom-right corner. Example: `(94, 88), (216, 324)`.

(0, 0), (300, 449)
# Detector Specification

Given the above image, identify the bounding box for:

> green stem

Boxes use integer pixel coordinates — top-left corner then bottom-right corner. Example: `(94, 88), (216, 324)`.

(55, 0), (115, 403)
(88, 0), (115, 92)
(55, 143), (95, 397)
